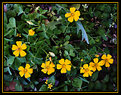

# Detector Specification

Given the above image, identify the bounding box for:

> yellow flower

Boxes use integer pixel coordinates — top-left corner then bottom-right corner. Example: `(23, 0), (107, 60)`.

(41, 61), (55, 75)
(12, 41), (27, 57)
(89, 58), (102, 72)
(95, 54), (99, 57)
(28, 29), (35, 36)
(45, 79), (48, 84)
(80, 64), (93, 77)
(99, 54), (114, 67)
(57, 59), (71, 73)
(81, 59), (84, 62)
(16, 33), (21, 37)
(18, 64), (33, 78)
(65, 7), (80, 22)
(48, 83), (53, 89)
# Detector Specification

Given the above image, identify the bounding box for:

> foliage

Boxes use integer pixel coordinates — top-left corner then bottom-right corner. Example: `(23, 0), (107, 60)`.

(4, 3), (117, 92)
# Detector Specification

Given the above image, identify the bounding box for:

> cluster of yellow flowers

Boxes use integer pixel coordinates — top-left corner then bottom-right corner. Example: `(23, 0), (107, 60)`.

(41, 59), (72, 75)
(80, 54), (114, 77)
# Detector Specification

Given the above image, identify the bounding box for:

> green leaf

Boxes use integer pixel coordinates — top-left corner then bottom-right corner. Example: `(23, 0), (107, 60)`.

(69, 49), (75, 57)
(91, 71), (99, 81)
(8, 17), (16, 28)
(16, 57), (26, 63)
(79, 77), (89, 83)
(48, 75), (55, 85)
(4, 74), (13, 82)
(15, 83), (23, 91)
(102, 75), (109, 83)
(72, 78), (82, 88)
(39, 84), (48, 91)
(7, 56), (15, 66)
(76, 21), (89, 44)
(4, 67), (12, 75)
(47, 21), (61, 30)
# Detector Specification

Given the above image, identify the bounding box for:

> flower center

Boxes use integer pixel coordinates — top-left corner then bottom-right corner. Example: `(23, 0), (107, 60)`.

(94, 63), (98, 67)
(62, 64), (66, 68)
(46, 66), (50, 70)
(24, 69), (28, 73)
(85, 68), (89, 72)
(17, 47), (22, 51)
(71, 13), (75, 16)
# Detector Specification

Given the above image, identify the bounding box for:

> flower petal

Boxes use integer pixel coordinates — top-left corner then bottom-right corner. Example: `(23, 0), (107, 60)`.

(98, 60), (105, 66)
(70, 7), (76, 13)
(50, 62), (55, 67)
(108, 59), (113, 64)
(61, 68), (67, 73)
(74, 11), (80, 16)
(20, 50), (26, 57)
(66, 64), (71, 71)
(19, 71), (24, 77)
(88, 71), (93, 76)
(41, 63), (46, 68)
(65, 59), (71, 65)
(74, 15), (79, 21)
(41, 69), (47, 73)
(12, 45), (18, 50)
(80, 68), (85, 73)
(68, 16), (74, 22)
(13, 50), (19, 57)
(59, 59), (65, 64)
(21, 43), (27, 50)
(25, 72), (31, 78)
(18, 66), (24, 71)
(101, 54), (107, 59)
(83, 72), (89, 77)
(107, 54), (112, 59)
(47, 67), (55, 75)
(25, 64), (30, 69)
(97, 66), (102, 71)
(83, 64), (88, 69)
(89, 62), (95, 67)
(105, 62), (110, 67)
(57, 64), (62, 69)
(93, 58), (99, 63)
(16, 41), (22, 47)
(65, 13), (71, 17)
(28, 68), (33, 74)
(45, 61), (50, 66)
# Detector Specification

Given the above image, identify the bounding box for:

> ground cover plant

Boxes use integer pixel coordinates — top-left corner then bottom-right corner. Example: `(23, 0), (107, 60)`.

(4, 3), (117, 92)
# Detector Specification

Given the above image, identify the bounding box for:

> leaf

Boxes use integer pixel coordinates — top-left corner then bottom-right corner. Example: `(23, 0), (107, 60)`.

(69, 49), (75, 57)
(8, 17), (16, 28)
(7, 56), (15, 66)
(15, 83), (22, 91)
(4, 67), (12, 75)
(79, 77), (89, 83)
(76, 21), (89, 44)
(91, 71), (99, 81)
(71, 4), (80, 10)
(48, 75), (55, 85)
(47, 21), (61, 30)
(72, 78), (82, 88)
(39, 84), (48, 91)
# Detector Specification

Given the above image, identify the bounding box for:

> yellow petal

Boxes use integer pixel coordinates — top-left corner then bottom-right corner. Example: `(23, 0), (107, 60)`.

(25, 64), (30, 69)
(28, 68), (33, 74)
(83, 64), (88, 69)
(98, 60), (105, 66)
(29, 29), (35, 36)
(66, 64), (71, 71)
(74, 15), (79, 21)
(19, 71), (24, 77)
(101, 54), (107, 59)
(89, 62), (94, 67)
(65, 59), (71, 65)
(47, 67), (55, 75)
(57, 64), (62, 69)
(83, 72), (89, 77)
(88, 71), (93, 76)
(12, 45), (18, 50)
(41, 69), (47, 73)
(13, 50), (20, 57)
(20, 50), (26, 57)
(70, 7), (76, 13)
(25, 72), (31, 78)
(50, 62), (55, 67)
(21, 43), (27, 50)
(41, 63), (46, 68)
(97, 66), (102, 71)
(16, 41), (22, 47)
(80, 68), (85, 73)
(92, 67), (96, 72)
(65, 13), (71, 17)
(108, 59), (113, 64)
(107, 54), (112, 59)
(18, 66), (24, 71)
(61, 68), (67, 73)
(45, 61), (50, 66)
(93, 58), (99, 63)
(59, 59), (65, 64)
(105, 62), (110, 67)
(68, 16), (74, 22)
(74, 11), (80, 16)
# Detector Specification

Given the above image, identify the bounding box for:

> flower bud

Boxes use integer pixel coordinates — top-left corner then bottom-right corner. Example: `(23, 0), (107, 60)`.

(49, 52), (55, 57)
